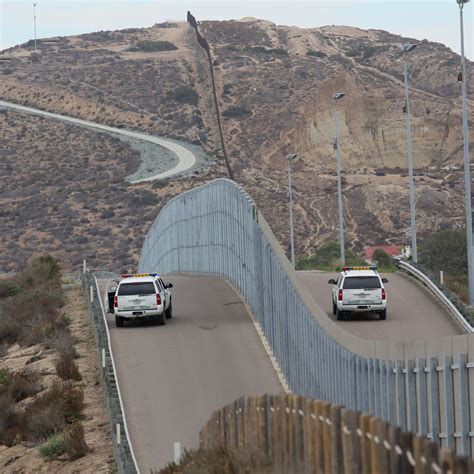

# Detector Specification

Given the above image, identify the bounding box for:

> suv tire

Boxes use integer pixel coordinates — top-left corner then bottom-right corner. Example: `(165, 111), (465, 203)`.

(166, 301), (173, 319)
(115, 316), (124, 327)
(332, 300), (337, 315)
(155, 312), (166, 326)
(336, 307), (344, 321)
(379, 309), (387, 321)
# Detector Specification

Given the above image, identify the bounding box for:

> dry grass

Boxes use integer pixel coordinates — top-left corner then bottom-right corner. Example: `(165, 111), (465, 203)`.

(62, 421), (89, 460)
(0, 368), (41, 402)
(56, 353), (82, 381)
(158, 446), (273, 474)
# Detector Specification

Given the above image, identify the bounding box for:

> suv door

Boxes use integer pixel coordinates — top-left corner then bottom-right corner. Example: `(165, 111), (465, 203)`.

(156, 279), (168, 310)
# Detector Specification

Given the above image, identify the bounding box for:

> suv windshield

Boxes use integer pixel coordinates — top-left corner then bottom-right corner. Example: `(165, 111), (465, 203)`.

(343, 276), (381, 289)
(118, 282), (155, 295)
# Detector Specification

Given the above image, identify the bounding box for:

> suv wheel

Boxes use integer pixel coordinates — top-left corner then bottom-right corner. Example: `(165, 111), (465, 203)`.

(155, 312), (166, 326)
(379, 309), (387, 321)
(115, 316), (124, 327)
(166, 301), (173, 319)
(332, 300), (337, 315)
(336, 307), (344, 321)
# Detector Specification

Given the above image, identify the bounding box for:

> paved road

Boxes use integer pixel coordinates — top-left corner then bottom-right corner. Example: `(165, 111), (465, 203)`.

(98, 275), (282, 472)
(297, 271), (460, 342)
(0, 99), (196, 182)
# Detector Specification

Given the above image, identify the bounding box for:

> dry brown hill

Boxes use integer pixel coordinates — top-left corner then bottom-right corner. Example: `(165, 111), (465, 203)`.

(0, 18), (472, 271)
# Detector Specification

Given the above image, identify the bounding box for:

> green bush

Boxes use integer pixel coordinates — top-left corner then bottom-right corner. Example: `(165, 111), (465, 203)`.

(296, 241), (364, 271)
(129, 40), (178, 52)
(245, 46), (288, 56)
(419, 229), (467, 275)
(371, 249), (396, 272)
(306, 50), (327, 58)
(222, 105), (252, 119)
(166, 85), (199, 106)
(0, 279), (21, 298)
(39, 434), (67, 459)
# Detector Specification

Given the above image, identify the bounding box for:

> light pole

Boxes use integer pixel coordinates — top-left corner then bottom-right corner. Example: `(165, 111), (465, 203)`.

(401, 43), (418, 263)
(287, 153), (298, 268)
(333, 92), (346, 265)
(33, 3), (37, 52)
(456, 0), (473, 305)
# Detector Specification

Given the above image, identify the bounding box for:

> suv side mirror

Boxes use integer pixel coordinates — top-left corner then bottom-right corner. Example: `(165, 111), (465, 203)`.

(328, 279), (337, 285)
(166, 283), (173, 289)
(382, 278), (389, 283)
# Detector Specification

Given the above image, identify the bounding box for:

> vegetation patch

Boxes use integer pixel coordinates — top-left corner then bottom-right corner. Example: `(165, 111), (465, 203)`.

(222, 105), (252, 119)
(306, 50), (327, 58)
(129, 40), (178, 52)
(371, 249), (396, 272)
(166, 85), (199, 106)
(245, 45), (288, 56)
(296, 241), (365, 271)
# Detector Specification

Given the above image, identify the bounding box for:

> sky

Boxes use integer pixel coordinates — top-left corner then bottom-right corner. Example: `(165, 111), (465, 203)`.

(1, 0), (472, 59)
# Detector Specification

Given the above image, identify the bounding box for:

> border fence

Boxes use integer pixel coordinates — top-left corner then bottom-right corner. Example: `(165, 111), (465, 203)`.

(138, 178), (474, 457)
(200, 394), (473, 473)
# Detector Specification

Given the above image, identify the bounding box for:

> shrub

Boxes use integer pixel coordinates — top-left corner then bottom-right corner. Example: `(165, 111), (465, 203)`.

(19, 255), (61, 288)
(56, 354), (82, 381)
(0, 394), (23, 446)
(39, 434), (67, 459)
(245, 45), (288, 56)
(63, 422), (88, 460)
(166, 85), (199, 106)
(6, 369), (41, 402)
(306, 50), (327, 58)
(43, 328), (78, 359)
(0, 279), (21, 298)
(222, 105), (252, 119)
(129, 40), (177, 52)
(296, 241), (364, 271)
(372, 249), (396, 272)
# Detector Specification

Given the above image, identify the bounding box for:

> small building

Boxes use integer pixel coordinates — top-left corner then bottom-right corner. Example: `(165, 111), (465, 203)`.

(365, 245), (402, 262)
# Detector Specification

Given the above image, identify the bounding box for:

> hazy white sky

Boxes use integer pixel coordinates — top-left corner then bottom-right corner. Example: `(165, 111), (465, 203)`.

(1, 0), (472, 58)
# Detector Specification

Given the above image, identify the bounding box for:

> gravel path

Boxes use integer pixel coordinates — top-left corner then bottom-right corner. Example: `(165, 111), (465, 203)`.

(0, 100), (212, 182)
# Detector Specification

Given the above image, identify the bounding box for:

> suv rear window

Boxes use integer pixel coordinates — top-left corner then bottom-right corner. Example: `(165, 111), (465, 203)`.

(118, 282), (156, 295)
(343, 276), (381, 289)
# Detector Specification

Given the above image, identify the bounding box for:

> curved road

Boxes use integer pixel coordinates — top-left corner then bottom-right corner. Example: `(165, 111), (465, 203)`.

(297, 271), (460, 341)
(99, 275), (282, 472)
(0, 100), (196, 182)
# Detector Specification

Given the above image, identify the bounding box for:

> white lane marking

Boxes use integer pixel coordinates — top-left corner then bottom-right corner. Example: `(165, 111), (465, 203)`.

(174, 442), (181, 463)
(0, 100), (197, 182)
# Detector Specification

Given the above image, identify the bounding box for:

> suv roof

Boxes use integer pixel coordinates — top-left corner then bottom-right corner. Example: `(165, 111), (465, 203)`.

(340, 266), (380, 278)
(119, 273), (160, 284)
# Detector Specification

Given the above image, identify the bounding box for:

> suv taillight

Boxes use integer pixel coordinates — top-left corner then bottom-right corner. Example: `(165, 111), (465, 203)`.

(338, 289), (343, 301)
(156, 293), (162, 305)
(114, 295), (118, 307)
(382, 288), (386, 300)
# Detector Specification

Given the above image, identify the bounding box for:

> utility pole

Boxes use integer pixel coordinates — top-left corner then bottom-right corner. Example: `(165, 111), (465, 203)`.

(401, 43), (418, 263)
(287, 153), (298, 268)
(456, 0), (473, 305)
(33, 3), (37, 52)
(333, 92), (346, 265)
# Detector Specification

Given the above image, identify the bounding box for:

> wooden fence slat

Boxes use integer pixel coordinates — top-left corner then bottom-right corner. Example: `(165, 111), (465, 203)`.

(341, 409), (361, 474)
(413, 436), (425, 474)
(400, 431), (414, 474)
(359, 413), (372, 474)
(388, 425), (401, 474)
(330, 405), (344, 474)
(315, 400), (325, 474)
(322, 401), (332, 474)
(376, 419), (389, 474)
(369, 417), (379, 473)
(441, 447), (455, 473)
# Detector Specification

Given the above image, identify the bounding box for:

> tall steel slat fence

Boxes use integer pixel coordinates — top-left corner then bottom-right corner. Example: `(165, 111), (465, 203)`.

(138, 178), (474, 457)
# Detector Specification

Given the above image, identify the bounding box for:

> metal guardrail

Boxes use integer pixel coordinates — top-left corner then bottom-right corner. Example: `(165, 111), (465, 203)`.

(138, 178), (474, 458)
(82, 270), (140, 474)
(397, 260), (473, 334)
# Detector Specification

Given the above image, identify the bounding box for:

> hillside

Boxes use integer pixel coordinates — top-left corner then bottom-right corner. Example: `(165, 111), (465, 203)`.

(0, 18), (472, 271)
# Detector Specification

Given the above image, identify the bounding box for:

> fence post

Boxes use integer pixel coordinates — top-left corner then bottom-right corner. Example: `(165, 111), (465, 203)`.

(341, 409), (361, 474)
(330, 405), (343, 474)
(359, 413), (371, 474)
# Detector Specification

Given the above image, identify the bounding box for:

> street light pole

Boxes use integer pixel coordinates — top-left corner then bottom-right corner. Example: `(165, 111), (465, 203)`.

(286, 153), (298, 268)
(33, 3), (37, 52)
(401, 43), (418, 263)
(333, 92), (346, 265)
(457, 0), (473, 305)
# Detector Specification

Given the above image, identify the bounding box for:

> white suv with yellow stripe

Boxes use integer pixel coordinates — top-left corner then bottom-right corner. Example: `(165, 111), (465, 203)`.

(112, 273), (173, 327)
(328, 266), (388, 321)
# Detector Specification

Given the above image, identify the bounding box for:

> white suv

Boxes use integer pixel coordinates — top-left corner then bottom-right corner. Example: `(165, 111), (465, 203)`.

(111, 274), (173, 327)
(328, 266), (388, 321)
